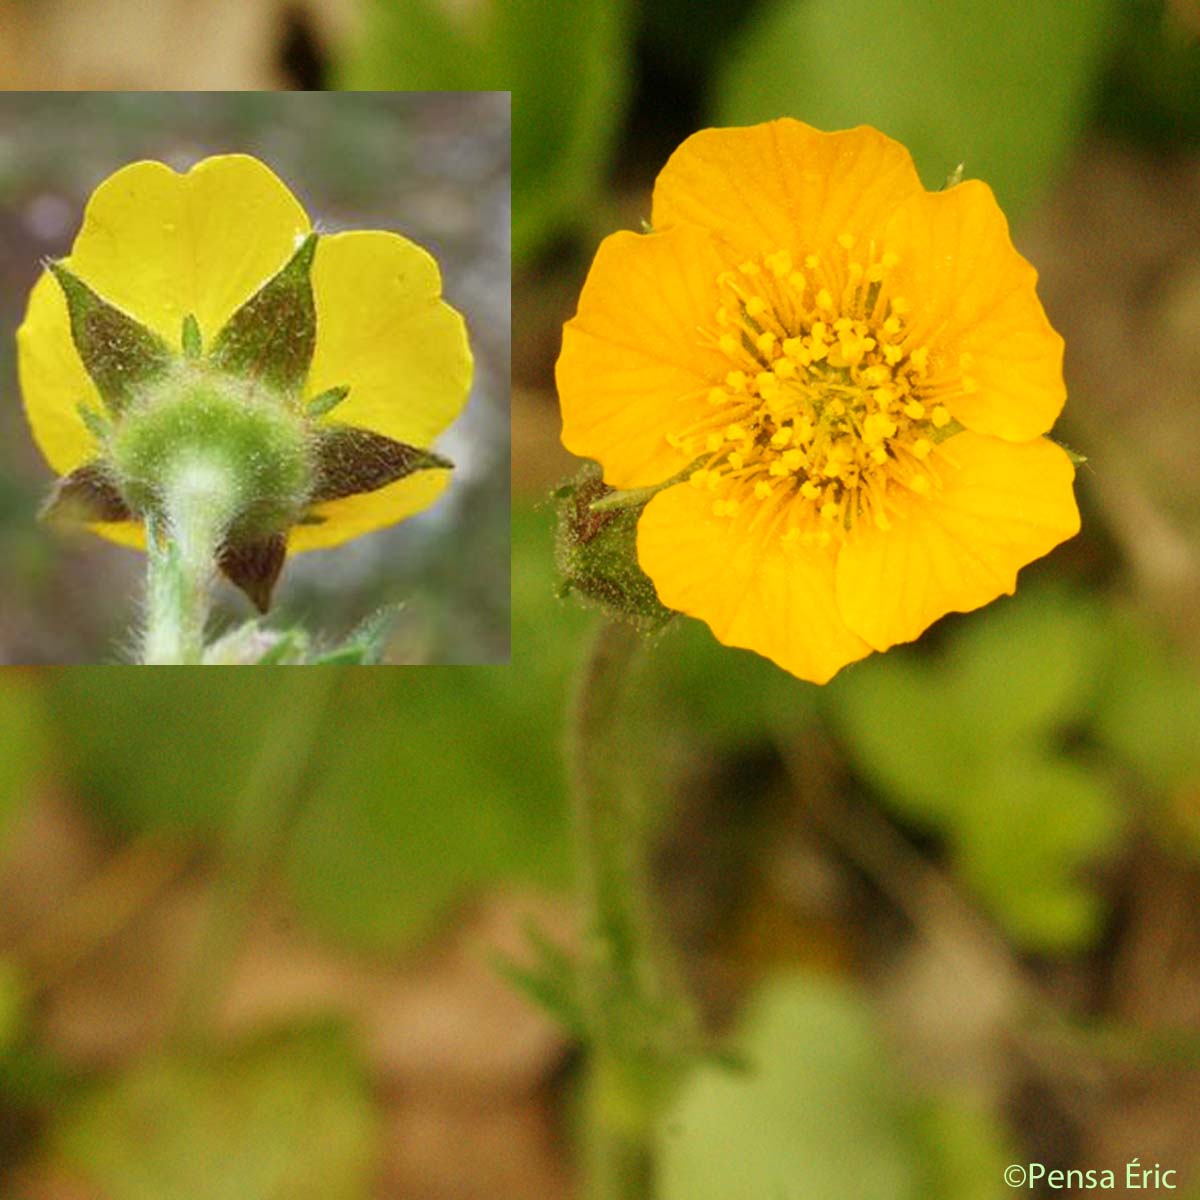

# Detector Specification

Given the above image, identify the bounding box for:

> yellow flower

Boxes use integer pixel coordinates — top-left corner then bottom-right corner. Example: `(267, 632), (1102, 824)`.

(557, 120), (1080, 683)
(18, 154), (472, 557)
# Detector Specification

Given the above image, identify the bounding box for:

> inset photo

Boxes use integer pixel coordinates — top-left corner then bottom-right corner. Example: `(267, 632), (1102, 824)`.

(0, 91), (510, 664)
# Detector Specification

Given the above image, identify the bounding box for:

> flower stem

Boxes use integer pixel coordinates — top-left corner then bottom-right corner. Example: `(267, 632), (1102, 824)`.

(569, 618), (692, 1200)
(172, 670), (337, 1042)
(142, 459), (237, 665)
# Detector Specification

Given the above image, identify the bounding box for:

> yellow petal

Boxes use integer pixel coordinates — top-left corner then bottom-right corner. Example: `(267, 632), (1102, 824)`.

(650, 120), (923, 259)
(638, 484), (873, 684)
(17, 270), (102, 477)
(882, 182), (1064, 441)
(835, 433), (1079, 651)
(288, 468), (451, 553)
(66, 155), (311, 346)
(557, 226), (731, 489)
(307, 231), (471, 450)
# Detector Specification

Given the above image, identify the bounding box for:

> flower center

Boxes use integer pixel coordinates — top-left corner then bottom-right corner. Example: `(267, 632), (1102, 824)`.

(675, 236), (973, 546)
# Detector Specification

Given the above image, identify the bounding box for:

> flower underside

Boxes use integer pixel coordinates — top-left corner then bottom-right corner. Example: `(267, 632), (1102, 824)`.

(42, 234), (452, 611)
(678, 236), (970, 547)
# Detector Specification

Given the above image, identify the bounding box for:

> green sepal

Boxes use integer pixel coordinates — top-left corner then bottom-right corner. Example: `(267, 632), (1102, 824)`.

(308, 607), (399, 665)
(76, 402), (111, 444)
(217, 532), (288, 613)
(49, 262), (173, 414)
(306, 385), (350, 419)
(209, 233), (318, 397)
(555, 462), (674, 630)
(311, 425), (452, 503)
(40, 462), (132, 525)
(181, 313), (202, 359)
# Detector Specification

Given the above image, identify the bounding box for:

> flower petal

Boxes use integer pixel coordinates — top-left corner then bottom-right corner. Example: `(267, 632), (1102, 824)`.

(287, 468), (451, 553)
(650, 120), (924, 259)
(835, 433), (1080, 651)
(882, 181), (1065, 441)
(638, 484), (873, 684)
(558, 226), (731, 490)
(66, 155), (311, 346)
(17, 271), (103, 477)
(307, 230), (472, 451)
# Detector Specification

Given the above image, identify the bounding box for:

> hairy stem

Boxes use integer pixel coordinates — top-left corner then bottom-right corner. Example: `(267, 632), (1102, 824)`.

(142, 459), (237, 665)
(569, 618), (691, 1200)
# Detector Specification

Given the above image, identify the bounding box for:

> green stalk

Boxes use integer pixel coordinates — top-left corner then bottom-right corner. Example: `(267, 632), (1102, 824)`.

(142, 459), (237, 665)
(569, 618), (692, 1200)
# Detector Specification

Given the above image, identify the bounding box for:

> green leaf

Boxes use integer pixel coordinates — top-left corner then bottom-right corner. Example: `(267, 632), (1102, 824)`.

(909, 1093), (1014, 1199)
(660, 972), (916, 1200)
(338, 0), (632, 263)
(55, 1022), (377, 1200)
(717, 0), (1119, 216)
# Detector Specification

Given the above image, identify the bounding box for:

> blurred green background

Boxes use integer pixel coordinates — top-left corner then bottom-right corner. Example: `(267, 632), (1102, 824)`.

(0, 91), (510, 664)
(3, 0), (1200, 1197)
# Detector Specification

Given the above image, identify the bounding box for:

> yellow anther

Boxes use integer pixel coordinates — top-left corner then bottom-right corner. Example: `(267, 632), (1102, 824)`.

(804, 254), (819, 269)
(865, 262), (886, 283)
(766, 250), (793, 277)
(769, 460), (790, 477)
(754, 480), (774, 500)
(872, 385), (896, 407)
(903, 400), (926, 419)
(816, 288), (834, 311)
(726, 370), (747, 392)
(738, 261), (759, 277)
(815, 529), (833, 548)
(960, 350), (975, 368)
(719, 333), (739, 356)
(770, 426), (793, 448)
(746, 296), (769, 318)
(827, 398), (846, 417)
(883, 344), (904, 365)
(873, 510), (892, 531)
(837, 232), (856, 251)
(890, 296), (910, 316)
(706, 432), (723, 452)
(782, 527), (800, 545)
(961, 375), (978, 394)
(881, 251), (900, 269)
(911, 438), (932, 459)
(848, 262), (864, 282)
(909, 474), (931, 495)
(716, 306), (731, 326)
(689, 469), (709, 487)
(870, 446), (889, 465)
(782, 448), (804, 470)
(782, 337), (805, 358)
(725, 423), (746, 440)
(755, 331), (777, 354)
(864, 365), (890, 385)
(820, 501), (840, 521)
(833, 317), (854, 333)
(811, 321), (828, 343)
(931, 405), (951, 428)
(773, 357), (797, 379)
(863, 412), (897, 443)
(883, 315), (903, 335)
(728, 451), (744, 470)
(795, 418), (814, 442)
(909, 346), (930, 371)
(756, 372), (779, 399)
(707, 387), (727, 406)
(800, 480), (822, 500)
